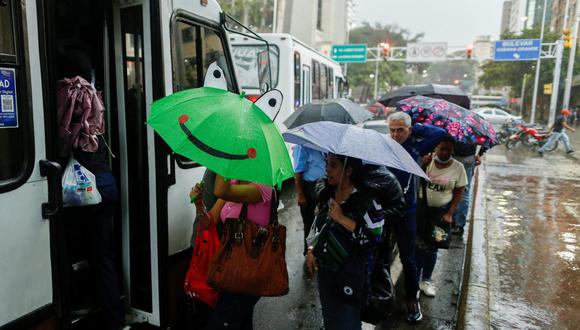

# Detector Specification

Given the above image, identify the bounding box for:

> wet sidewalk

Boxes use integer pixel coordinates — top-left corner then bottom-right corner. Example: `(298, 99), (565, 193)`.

(461, 143), (580, 329)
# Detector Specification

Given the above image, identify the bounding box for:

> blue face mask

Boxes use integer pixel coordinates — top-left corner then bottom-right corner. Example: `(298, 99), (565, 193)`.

(434, 155), (453, 164)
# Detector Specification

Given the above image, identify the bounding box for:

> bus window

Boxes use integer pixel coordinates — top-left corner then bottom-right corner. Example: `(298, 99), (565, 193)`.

(312, 60), (320, 100)
(0, 0), (16, 62)
(294, 52), (301, 107)
(320, 64), (327, 99)
(328, 68), (334, 98)
(171, 19), (235, 167)
(232, 45), (279, 90)
(0, 0), (32, 189)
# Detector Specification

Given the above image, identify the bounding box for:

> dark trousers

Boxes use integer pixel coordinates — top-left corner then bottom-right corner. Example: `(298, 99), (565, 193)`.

(392, 208), (420, 301)
(416, 248), (438, 281)
(207, 291), (260, 330)
(300, 180), (318, 254)
(64, 172), (124, 330)
(318, 268), (363, 330)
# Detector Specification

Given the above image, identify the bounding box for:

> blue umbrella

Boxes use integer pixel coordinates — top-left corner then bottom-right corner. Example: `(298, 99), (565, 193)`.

(283, 121), (428, 180)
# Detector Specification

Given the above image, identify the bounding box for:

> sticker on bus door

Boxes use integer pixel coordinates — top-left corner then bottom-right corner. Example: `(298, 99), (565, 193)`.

(0, 68), (18, 128)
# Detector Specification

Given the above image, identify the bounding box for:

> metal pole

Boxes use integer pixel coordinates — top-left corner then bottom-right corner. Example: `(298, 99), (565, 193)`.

(531, 0), (549, 124)
(520, 74), (528, 116)
(374, 47), (379, 100)
(563, 2), (580, 110)
(549, 41), (564, 126)
(272, 0), (278, 32)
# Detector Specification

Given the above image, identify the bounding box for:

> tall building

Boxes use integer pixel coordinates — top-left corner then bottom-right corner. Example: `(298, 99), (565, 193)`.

(509, 0), (553, 34)
(526, 0), (553, 29)
(509, 0), (529, 33)
(551, 0), (578, 32)
(501, 1), (513, 35)
(275, 0), (354, 54)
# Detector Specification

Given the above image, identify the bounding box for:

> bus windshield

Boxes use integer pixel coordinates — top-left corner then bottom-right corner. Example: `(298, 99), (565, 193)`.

(232, 45), (279, 90)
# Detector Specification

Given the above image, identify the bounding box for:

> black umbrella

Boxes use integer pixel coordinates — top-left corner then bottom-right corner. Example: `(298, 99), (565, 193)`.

(379, 84), (471, 109)
(283, 98), (373, 129)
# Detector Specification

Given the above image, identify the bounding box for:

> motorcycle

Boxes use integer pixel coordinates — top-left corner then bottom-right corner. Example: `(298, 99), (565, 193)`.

(497, 118), (524, 144)
(505, 125), (558, 151)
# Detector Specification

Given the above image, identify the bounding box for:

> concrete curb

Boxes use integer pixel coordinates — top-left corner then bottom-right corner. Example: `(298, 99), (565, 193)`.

(458, 163), (491, 329)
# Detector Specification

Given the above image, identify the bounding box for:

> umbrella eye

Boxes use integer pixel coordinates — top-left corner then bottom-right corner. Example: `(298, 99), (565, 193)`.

(247, 148), (257, 159)
(268, 98), (277, 107)
(213, 70), (222, 79)
(179, 114), (189, 124)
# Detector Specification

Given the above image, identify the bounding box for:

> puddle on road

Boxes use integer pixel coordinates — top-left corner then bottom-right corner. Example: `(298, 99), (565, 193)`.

(485, 174), (580, 329)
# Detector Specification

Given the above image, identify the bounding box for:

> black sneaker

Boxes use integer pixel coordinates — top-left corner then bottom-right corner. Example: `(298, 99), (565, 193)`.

(567, 149), (575, 154)
(406, 298), (423, 323)
(452, 226), (464, 235)
(538, 150), (544, 157)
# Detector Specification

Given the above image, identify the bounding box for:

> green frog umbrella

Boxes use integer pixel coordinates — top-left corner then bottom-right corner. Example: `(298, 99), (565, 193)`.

(147, 62), (293, 188)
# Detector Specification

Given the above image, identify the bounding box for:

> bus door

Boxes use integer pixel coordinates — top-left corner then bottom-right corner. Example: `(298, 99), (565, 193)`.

(148, 1), (238, 328)
(0, 1), (59, 328)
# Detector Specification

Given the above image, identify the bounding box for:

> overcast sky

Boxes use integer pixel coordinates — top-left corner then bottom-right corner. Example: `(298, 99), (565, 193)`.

(352, 0), (506, 45)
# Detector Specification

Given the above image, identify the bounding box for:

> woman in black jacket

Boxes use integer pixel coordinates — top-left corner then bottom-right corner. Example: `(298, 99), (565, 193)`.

(305, 154), (405, 329)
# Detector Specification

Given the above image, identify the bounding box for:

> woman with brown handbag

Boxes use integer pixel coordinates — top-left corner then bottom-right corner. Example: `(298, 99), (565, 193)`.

(190, 174), (275, 330)
(305, 154), (390, 329)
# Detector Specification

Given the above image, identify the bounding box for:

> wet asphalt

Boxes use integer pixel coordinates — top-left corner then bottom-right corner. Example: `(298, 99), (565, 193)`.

(476, 130), (580, 329)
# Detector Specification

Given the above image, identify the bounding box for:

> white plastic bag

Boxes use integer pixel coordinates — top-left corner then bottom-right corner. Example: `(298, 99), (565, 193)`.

(62, 157), (102, 207)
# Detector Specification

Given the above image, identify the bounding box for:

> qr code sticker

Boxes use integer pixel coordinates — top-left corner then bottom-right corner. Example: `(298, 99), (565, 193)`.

(1, 95), (14, 112)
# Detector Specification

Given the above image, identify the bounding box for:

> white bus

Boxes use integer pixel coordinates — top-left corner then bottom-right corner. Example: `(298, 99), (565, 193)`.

(0, 0), (253, 329)
(229, 33), (347, 127)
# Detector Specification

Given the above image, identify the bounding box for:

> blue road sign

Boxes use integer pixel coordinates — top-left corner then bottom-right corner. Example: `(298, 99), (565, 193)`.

(331, 44), (367, 63)
(494, 39), (541, 61)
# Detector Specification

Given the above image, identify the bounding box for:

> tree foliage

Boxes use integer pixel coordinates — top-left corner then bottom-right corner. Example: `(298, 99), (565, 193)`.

(346, 22), (424, 101)
(479, 27), (580, 120)
(220, 0), (274, 32)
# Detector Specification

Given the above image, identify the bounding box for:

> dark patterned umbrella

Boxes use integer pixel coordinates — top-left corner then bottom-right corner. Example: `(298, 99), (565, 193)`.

(283, 98), (372, 129)
(396, 95), (498, 149)
(379, 84), (471, 109)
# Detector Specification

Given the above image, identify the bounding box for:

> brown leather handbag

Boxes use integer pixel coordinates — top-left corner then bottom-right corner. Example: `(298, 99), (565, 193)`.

(207, 191), (289, 296)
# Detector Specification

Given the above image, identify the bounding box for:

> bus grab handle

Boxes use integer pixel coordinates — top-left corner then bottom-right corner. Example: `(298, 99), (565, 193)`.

(39, 160), (62, 219)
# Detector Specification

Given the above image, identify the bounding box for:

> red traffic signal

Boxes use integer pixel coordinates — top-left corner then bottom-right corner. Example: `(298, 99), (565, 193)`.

(466, 44), (474, 59)
(380, 42), (390, 58)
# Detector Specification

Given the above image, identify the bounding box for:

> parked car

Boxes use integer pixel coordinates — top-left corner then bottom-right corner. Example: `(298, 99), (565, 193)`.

(363, 119), (389, 134)
(474, 107), (521, 126)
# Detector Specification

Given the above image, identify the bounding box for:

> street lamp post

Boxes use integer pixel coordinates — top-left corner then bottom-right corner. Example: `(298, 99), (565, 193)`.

(374, 49), (379, 100)
(563, 0), (580, 110)
(530, 0), (548, 124)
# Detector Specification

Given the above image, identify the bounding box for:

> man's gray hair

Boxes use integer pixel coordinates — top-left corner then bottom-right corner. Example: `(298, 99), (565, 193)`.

(388, 111), (412, 126)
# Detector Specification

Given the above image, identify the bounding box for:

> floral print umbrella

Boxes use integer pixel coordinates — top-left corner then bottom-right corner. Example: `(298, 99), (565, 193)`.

(396, 95), (498, 149)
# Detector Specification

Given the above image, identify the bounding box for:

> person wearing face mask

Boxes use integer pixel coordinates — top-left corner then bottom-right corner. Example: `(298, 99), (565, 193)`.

(416, 135), (467, 297)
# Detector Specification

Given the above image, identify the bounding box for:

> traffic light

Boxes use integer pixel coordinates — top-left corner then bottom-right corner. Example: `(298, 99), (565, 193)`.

(466, 44), (474, 59)
(380, 42), (390, 58)
(563, 28), (573, 48)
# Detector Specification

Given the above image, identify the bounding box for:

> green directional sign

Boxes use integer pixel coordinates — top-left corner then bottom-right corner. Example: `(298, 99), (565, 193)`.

(331, 44), (367, 63)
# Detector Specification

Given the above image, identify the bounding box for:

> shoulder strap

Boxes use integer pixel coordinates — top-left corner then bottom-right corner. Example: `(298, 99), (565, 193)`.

(239, 203), (248, 220)
(269, 189), (280, 225)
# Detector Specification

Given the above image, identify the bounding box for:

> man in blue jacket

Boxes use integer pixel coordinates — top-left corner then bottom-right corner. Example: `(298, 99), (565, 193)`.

(387, 112), (447, 323)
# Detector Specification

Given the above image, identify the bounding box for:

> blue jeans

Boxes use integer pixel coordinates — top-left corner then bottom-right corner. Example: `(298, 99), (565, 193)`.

(393, 208), (420, 300)
(539, 131), (572, 152)
(453, 160), (475, 229)
(416, 248), (438, 281)
(207, 291), (260, 330)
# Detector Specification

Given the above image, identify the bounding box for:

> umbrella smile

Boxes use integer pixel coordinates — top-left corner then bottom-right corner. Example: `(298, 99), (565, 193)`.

(178, 115), (257, 160)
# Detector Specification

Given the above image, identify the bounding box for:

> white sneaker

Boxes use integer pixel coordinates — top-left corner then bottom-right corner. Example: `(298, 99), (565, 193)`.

(419, 280), (436, 297)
